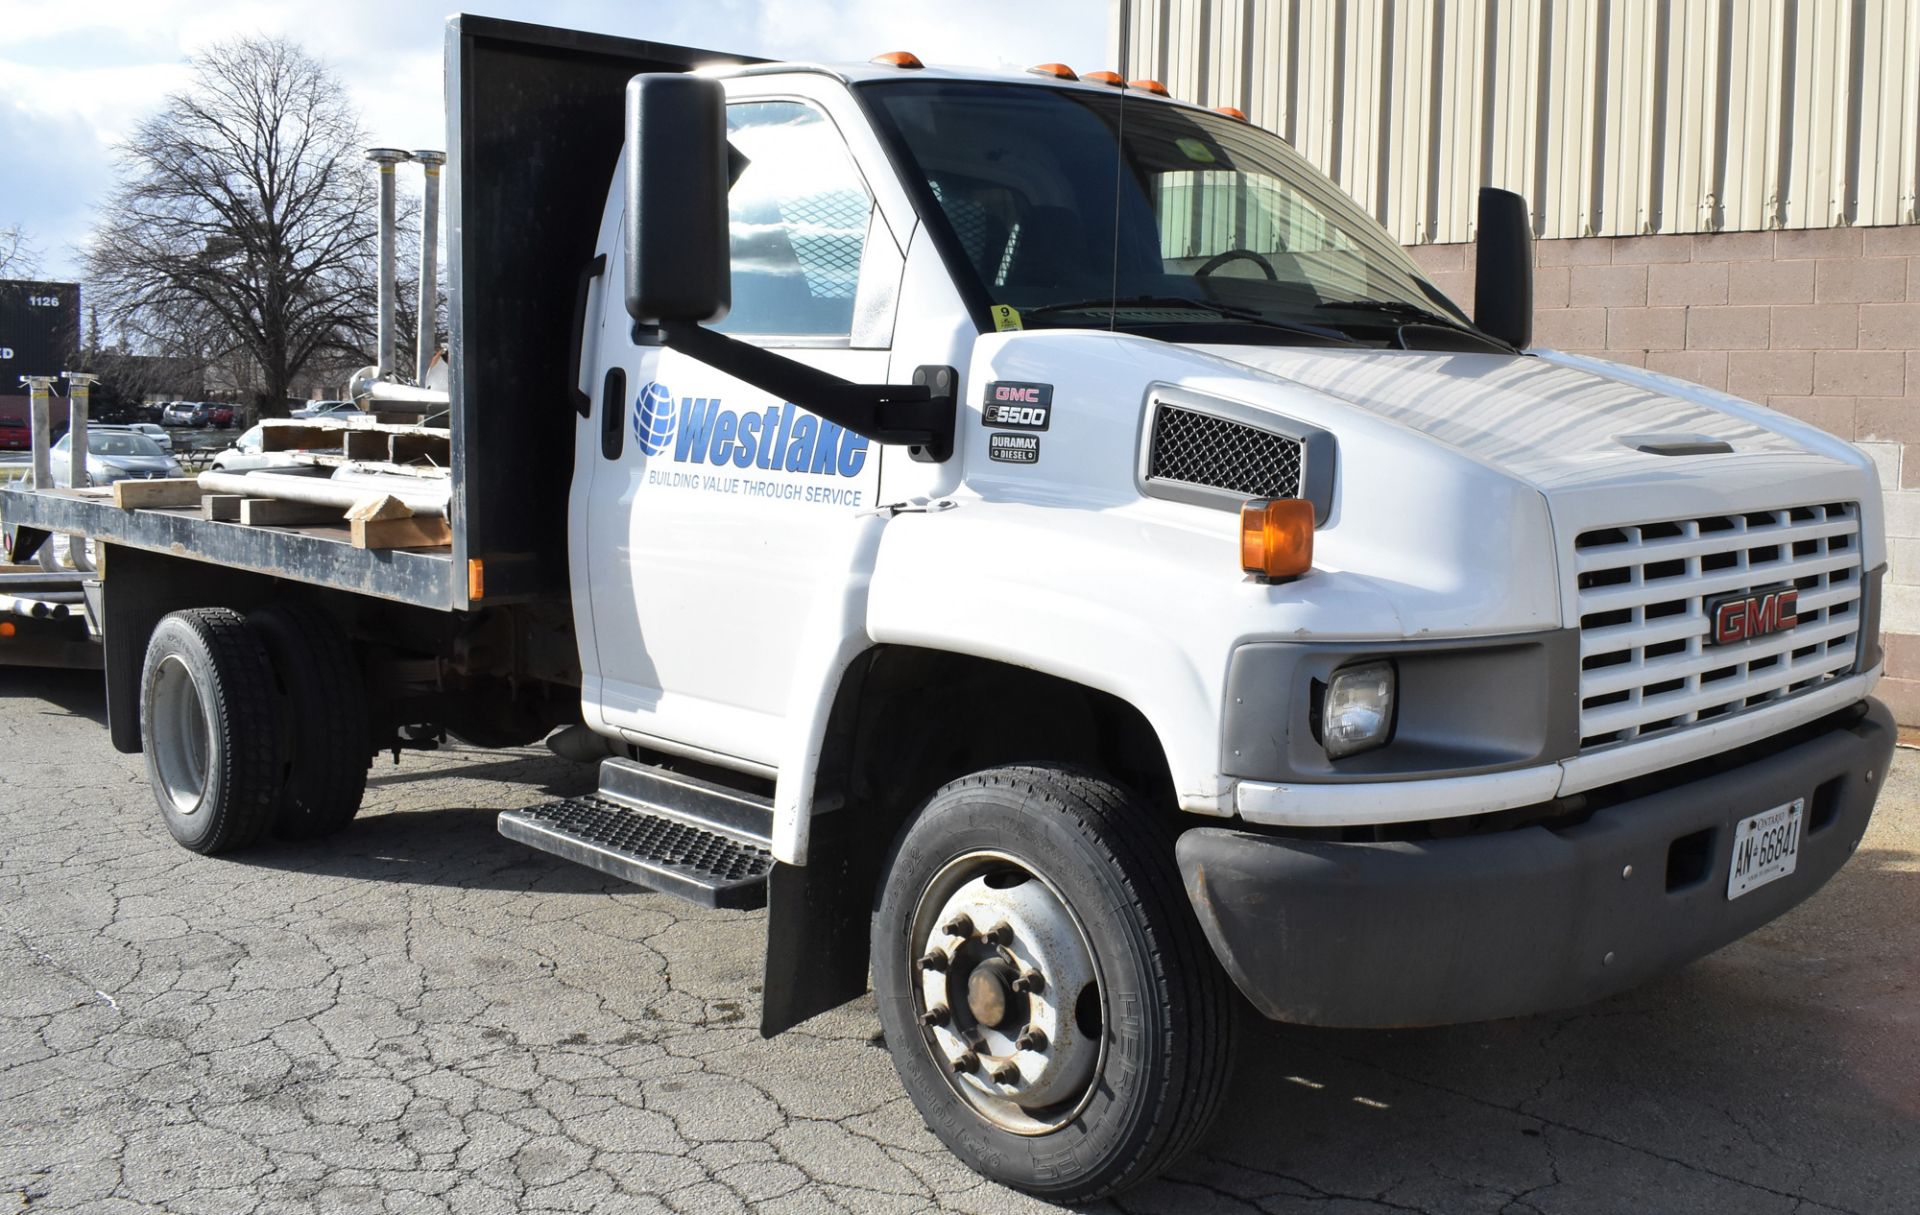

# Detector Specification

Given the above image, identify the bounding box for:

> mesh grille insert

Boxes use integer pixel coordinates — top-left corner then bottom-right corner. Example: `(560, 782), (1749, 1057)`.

(1146, 405), (1304, 499)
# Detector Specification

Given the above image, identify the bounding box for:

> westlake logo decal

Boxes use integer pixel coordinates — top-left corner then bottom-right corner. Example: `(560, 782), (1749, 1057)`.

(634, 381), (677, 455)
(634, 382), (873, 508)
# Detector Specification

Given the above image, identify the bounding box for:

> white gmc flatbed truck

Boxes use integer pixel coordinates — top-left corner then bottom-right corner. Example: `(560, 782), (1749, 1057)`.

(0, 17), (1895, 1201)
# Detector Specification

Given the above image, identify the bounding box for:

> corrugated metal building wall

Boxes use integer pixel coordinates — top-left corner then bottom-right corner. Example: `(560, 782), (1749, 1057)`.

(1110, 0), (1920, 243)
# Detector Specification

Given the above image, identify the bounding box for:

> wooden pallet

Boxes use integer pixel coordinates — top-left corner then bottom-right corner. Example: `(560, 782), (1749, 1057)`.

(260, 419), (451, 471)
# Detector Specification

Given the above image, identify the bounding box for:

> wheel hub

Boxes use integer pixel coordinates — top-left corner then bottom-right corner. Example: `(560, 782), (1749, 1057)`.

(913, 856), (1103, 1132)
(150, 654), (211, 815)
(966, 960), (1015, 1027)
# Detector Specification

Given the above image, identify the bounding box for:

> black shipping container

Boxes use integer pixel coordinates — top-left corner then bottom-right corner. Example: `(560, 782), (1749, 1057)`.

(0, 279), (82, 386)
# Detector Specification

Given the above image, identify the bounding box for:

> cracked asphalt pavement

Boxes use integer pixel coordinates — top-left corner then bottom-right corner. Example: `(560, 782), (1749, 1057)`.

(3, 666), (1917, 1214)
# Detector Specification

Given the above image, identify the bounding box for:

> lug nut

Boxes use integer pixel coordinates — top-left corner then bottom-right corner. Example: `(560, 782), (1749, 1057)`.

(1011, 969), (1045, 995)
(919, 949), (949, 972)
(921, 1003), (950, 1027)
(991, 1061), (1020, 1084)
(951, 1051), (978, 1074)
(984, 921), (1014, 946)
(1015, 1027), (1048, 1051)
(941, 913), (974, 937)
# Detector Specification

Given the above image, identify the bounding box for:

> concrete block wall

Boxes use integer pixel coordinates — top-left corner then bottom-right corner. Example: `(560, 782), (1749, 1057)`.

(1406, 224), (1920, 721)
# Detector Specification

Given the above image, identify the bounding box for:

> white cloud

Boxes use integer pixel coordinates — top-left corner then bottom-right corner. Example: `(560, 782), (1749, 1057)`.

(0, 0), (1110, 280)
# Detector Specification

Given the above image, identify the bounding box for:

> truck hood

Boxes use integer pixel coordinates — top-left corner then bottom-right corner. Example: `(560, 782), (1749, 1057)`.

(1194, 344), (1859, 493)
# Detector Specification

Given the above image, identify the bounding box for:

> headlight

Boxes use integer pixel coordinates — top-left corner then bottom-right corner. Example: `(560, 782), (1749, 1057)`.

(167, 461), (185, 476)
(1322, 660), (1395, 759)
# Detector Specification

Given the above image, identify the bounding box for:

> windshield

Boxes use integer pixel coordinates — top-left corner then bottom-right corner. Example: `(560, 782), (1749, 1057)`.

(861, 80), (1493, 348)
(88, 432), (165, 458)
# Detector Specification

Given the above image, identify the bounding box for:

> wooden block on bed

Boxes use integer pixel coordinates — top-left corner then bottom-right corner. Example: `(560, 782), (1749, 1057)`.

(239, 497), (344, 526)
(112, 478), (205, 509)
(350, 515), (451, 549)
(346, 493), (412, 523)
(202, 494), (244, 521)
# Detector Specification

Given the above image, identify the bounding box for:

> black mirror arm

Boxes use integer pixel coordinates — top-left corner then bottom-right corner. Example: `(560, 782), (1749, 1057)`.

(651, 321), (955, 461)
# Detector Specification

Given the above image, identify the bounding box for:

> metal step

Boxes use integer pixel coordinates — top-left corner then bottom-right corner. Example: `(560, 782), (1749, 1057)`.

(498, 758), (774, 909)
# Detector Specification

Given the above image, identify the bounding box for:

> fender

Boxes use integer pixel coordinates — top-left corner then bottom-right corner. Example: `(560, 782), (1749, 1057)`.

(770, 509), (888, 864)
(864, 502), (1236, 821)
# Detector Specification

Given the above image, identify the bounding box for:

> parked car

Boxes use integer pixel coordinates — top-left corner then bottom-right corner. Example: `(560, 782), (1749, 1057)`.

(0, 416), (27, 451)
(209, 424), (301, 473)
(291, 400), (357, 419)
(205, 403), (235, 429)
(49, 427), (184, 487)
(161, 401), (206, 427)
(125, 422), (173, 451)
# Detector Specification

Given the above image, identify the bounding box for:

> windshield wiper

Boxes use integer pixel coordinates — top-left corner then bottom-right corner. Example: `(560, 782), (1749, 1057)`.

(1022, 295), (1360, 345)
(1315, 298), (1484, 331)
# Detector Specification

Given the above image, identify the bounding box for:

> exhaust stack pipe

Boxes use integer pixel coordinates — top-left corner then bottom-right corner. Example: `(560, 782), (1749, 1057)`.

(365, 148), (412, 379)
(412, 150), (446, 384)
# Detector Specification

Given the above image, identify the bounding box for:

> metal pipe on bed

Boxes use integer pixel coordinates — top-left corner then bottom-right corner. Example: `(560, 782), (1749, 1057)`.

(195, 468), (450, 517)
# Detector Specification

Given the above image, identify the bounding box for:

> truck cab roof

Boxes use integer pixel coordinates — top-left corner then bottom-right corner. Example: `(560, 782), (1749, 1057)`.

(711, 58), (1217, 113)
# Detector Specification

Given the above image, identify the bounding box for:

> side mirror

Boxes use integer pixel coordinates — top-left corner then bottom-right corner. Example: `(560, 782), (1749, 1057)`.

(624, 73), (731, 327)
(1473, 187), (1533, 349)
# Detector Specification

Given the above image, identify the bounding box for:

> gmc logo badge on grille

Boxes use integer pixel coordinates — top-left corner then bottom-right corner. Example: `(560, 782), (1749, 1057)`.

(1707, 586), (1798, 646)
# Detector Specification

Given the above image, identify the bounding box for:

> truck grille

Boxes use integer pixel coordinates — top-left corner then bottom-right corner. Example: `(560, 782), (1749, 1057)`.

(1575, 503), (1862, 750)
(1146, 405), (1304, 500)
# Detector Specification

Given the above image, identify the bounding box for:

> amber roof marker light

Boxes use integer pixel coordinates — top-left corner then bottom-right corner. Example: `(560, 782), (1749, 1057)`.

(871, 51), (926, 69)
(1128, 78), (1170, 96)
(1028, 63), (1078, 80)
(1214, 105), (1250, 121)
(1083, 70), (1128, 88)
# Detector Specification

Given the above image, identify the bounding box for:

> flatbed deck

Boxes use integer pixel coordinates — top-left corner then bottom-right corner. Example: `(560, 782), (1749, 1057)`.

(2, 484), (457, 609)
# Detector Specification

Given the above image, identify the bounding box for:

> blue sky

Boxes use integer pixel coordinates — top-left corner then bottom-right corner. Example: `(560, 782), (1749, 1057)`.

(0, 0), (1109, 281)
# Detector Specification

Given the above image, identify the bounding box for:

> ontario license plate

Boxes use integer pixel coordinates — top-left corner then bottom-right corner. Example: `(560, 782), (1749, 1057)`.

(1727, 799), (1803, 900)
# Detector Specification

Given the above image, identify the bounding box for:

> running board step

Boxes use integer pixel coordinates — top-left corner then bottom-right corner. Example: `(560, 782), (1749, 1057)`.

(498, 759), (774, 909)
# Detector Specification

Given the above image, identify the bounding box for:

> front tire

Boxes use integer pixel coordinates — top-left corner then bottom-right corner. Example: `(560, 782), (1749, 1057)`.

(140, 608), (284, 854)
(872, 765), (1234, 1202)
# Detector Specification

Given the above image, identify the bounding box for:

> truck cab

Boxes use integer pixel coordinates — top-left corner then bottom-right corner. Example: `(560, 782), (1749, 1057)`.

(554, 52), (1891, 1198)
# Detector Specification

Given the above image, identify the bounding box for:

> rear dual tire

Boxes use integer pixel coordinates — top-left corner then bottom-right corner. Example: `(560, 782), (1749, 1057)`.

(139, 603), (367, 853)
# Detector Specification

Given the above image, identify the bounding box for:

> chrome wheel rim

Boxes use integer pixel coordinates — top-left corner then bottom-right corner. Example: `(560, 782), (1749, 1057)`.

(150, 654), (211, 814)
(910, 850), (1106, 1135)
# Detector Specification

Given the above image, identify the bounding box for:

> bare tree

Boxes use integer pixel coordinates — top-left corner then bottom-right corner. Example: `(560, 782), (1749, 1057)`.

(0, 224), (42, 277)
(85, 37), (386, 417)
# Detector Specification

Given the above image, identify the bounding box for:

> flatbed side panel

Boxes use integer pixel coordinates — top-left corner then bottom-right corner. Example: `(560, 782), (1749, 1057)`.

(0, 487), (456, 609)
(445, 16), (759, 610)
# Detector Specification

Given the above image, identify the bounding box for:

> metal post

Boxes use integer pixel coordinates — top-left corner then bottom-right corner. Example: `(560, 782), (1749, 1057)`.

(412, 150), (446, 383)
(20, 375), (54, 490)
(366, 148), (412, 379)
(62, 372), (99, 571)
(63, 372), (96, 492)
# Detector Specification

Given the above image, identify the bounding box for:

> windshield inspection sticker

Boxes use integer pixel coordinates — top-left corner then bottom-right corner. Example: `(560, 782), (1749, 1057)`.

(989, 433), (1041, 464)
(989, 304), (1023, 332)
(981, 381), (1053, 430)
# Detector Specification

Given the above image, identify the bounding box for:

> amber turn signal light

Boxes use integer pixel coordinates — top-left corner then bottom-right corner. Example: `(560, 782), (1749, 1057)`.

(1240, 498), (1314, 580)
